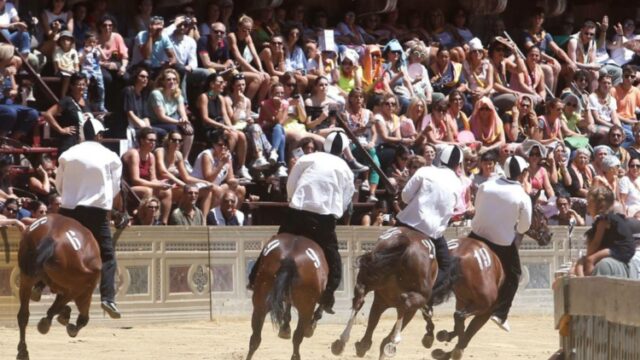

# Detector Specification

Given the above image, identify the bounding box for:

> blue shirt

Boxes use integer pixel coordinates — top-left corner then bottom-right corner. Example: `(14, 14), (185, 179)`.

(132, 31), (172, 68)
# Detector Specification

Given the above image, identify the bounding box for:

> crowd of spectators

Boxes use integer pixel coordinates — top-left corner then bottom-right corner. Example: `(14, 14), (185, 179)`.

(1, 1), (640, 229)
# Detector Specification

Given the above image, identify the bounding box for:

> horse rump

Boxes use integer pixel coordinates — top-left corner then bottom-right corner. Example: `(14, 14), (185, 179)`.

(431, 256), (462, 306)
(356, 241), (410, 287)
(267, 258), (297, 328)
(19, 236), (56, 278)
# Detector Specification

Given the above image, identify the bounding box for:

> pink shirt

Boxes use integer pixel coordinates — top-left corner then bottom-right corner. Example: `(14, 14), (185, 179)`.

(99, 33), (129, 61)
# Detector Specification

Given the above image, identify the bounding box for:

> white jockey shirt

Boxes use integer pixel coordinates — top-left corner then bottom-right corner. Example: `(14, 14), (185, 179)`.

(471, 177), (532, 246)
(56, 141), (123, 211)
(396, 166), (461, 238)
(287, 152), (355, 218)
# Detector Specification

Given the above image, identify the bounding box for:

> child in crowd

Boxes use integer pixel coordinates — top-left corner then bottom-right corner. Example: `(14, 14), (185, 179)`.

(574, 186), (635, 276)
(53, 31), (79, 98)
(79, 32), (106, 112)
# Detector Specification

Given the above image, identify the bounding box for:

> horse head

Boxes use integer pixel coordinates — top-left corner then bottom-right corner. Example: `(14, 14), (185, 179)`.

(525, 190), (552, 246)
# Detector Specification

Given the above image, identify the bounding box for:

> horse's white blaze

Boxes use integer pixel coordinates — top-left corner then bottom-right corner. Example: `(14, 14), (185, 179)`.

(262, 239), (280, 256)
(473, 248), (491, 270)
(447, 239), (459, 250)
(65, 230), (81, 251)
(421, 239), (435, 259)
(28, 217), (48, 232)
(305, 248), (321, 269)
(379, 227), (402, 241)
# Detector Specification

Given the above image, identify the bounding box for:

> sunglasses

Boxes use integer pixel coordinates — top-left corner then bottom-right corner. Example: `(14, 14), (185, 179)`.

(384, 101), (397, 107)
(170, 138), (183, 143)
(630, 164), (640, 169)
(213, 30), (226, 35)
(5, 207), (17, 214)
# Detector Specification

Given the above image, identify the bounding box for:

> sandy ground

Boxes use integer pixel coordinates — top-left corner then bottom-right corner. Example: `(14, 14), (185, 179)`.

(0, 313), (558, 360)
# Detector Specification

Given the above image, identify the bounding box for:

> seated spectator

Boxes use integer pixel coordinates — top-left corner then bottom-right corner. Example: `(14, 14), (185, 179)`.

(197, 22), (235, 74)
(228, 15), (271, 103)
(335, 11), (366, 45)
(0, 0), (31, 56)
(39, 0), (74, 59)
(574, 186), (634, 276)
(420, 143), (437, 166)
(450, 7), (475, 45)
(190, 130), (247, 206)
(561, 93), (594, 137)
(207, 190), (246, 226)
(373, 93), (411, 170)
(592, 155), (622, 208)
(384, 145), (410, 190)
(47, 193), (62, 213)
(361, 199), (394, 226)
(404, 12), (432, 44)
(53, 30), (79, 97)
(359, 14), (385, 44)
(568, 148), (595, 199)
(0, 44), (38, 142)
(401, 97), (426, 146)
(463, 38), (494, 105)
(538, 98), (566, 145)
(43, 73), (90, 154)
(471, 150), (500, 192)
(132, 195), (162, 226)
(72, 2), (90, 49)
(332, 49), (362, 100)
(79, 31), (106, 112)
(122, 66), (152, 143)
(128, 0), (153, 39)
(27, 155), (57, 203)
(280, 72), (313, 144)
(606, 125), (630, 171)
(608, 18), (640, 68)
(169, 184), (205, 226)
(130, 15), (177, 78)
(526, 142), (555, 201)
(510, 46), (546, 105)
(589, 74), (620, 135)
(487, 37), (525, 110)
(628, 122), (640, 160)
(0, 197), (25, 230)
(429, 47), (466, 103)
(406, 43), (433, 104)
(382, 40), (414, 114)
(504, 95), (533, 143)
(253, 6), (279, 47)
(611, 65), (640, 129)
(198, 73), (251, 181)
(407, 154), (427, 178)
(155, 130), (215, 216)
(19, 200), (48, 226)
(288, 136), (316, 170)
(447, 90), (470, 133)
(148, 68), (194, 159)
(258, 82), (289, 177)
(547, 142), (572, 196)
(305, 76), (341, 137)
(259, 34), (289, 80)
(469, 97), (505, 153)
(427, 8), (464, 62)
(423, 99), (457, 147)
(198, 2), (221, 37)
(619, 157), (640, 219)
(566, 20), (605, 92)
(97, 15), (129, 110)
(283, 24), (312, 91)
(549, 195), (585, 226)
(121, 127), (173, 225)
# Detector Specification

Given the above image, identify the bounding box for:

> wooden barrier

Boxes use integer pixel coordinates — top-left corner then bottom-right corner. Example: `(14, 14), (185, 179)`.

(0, 225), (578, 324)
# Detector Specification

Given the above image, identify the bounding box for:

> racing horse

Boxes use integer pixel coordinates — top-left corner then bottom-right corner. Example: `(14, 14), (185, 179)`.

(246, 233), (328, 360)
(16, 214), (102, 360)
(331, 226), (458, 359)
(426, 192), (553, 360)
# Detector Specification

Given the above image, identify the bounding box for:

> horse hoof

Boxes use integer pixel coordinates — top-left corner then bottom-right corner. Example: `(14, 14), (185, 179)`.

(431, 349), (449, 360)
(355, 340), (370, 358)
(452, 348), (464, 360)
(278, 325), (291, 339)
(57, 306), (71, 326)
(37, 317), (51, 334)
(436, 330), (450, 343)
(66, 324), (79, 338)
(16, 350), (29, 360)
(331, 340), (345, 355)
(383, 342), (397, 357)
(422, 334), (434, 348)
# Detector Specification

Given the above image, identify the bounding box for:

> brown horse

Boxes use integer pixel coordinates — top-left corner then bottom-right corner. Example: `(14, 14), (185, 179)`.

(246, 233), (328, 360)
(16, 214), (102, 360)
(426, 196), (552, 360)
(331, 226), (456, 360)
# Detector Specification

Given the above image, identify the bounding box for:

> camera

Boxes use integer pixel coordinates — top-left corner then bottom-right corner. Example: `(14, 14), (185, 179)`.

(183, 17), (194, 27)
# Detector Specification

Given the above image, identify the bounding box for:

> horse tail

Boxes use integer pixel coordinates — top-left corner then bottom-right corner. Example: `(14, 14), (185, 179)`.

(356, 241), (408, 287)
(267, 258), (297, 328)
(20, 237), (56, 277)
(431, 256), (462, 306)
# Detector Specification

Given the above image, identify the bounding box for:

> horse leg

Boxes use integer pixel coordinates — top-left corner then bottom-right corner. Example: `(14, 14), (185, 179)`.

(436, 310), (467, 343)
(246, 304), (267, 360)
(66, 287), (93, 338)
(291, 302), (314, 360)
(355, 294), (386, 358)
(379, 302), (419, 360)
(332, 284), (368, 355)
(17, 276), (35, 360)
(451, 313), (492, 360)
(37, 294), (71, 334)
(421, 306), (435, 349)
(278, 303), (292, 339)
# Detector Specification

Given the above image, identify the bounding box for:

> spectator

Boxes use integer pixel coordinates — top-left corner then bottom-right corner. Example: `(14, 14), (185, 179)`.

(471, 150), (500, 191)
(510, 45), (546, 105)
(122, 66), (152, 142)
(0, 0), (31, 56)
(198, 72), (251, 182)
(259, 34), (289, 80)
(591, 145), (613, 176)
(609, 19), (640, 67)
(619, 157), (640, 219)
(121, 127), (173, 225)
(561, 93), (594, 137)
(373, 93), (409, 170)
(429, 47), (466, 102)
(525, 142), (555, 201)
(283, 24), (311, 91)
(199, 2), (221, 37)
(566, 20), (603, 91)
(406, 43), (433, 103)
(487, 37), (525, 109)
(228, 15), (270, 103)
(469, 96), (505, 153)
(538, 98), (565, 145)
(20, 200), (48, 226)
(132, 195), (161, 225)
(43, 73), (89, 154)
(421, 143), (437, 166)
(405, 12), (432, 44)
(97, 15), (129, 110)
(53, 30), (79, 97)
(589, 74), (620, 135)
(335, 10), (365, 45)
(332, 49), (362, 99)
(148, 68), (194, 159)
(0, 44), (38, 143)
(547, 142), (572, 196)
(258, 82), (289, 177)
(504, 95), (532, 143)
(628, 122), (640, 160)
(384, 144), (410, 190)
(382, 39), (414, 114)
(79, 31), (106, 112)
(128, 0), (153, 39)
(155, 130), (215, 216)
(169, 184), (205, 226)
(47, 193), (62, 213)
(130, 15), (176, 78)
(450, 8), (474, 44)
(592, 155), (622, 208)
(548, 195), (585, 226)
(72, 2), (90, 50)
(305, 76), (341, 136)
(207, 190), (246, 226)
(0, 197), (25, 231)
(253, 6), (279, 47)
(27, 155), (57, 203)
(611, 65), (640, 129)
(423, 99), (457, 147)
(401, 97), (425, 146)
(607, 125), (630, 171)
(463, 38), (494, 105)
(197, 22), (234, 74)
(361, 199), (394, 226)
(427, 8), (464, 62)
(447, 90), (470, 133)
(39, 0), (74, 59)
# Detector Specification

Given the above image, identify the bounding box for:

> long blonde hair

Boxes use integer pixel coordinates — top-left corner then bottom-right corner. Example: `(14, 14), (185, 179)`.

(155, 68), (182, 100)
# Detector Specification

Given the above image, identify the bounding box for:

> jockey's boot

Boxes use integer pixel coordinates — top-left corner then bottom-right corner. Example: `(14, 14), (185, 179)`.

(319, 290), (336, 314)
(101, 300), (122, 319)
(490, 315), (511, 332)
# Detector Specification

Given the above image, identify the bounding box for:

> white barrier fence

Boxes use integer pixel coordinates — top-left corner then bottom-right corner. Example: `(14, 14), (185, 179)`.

(0, 225), (582, 324)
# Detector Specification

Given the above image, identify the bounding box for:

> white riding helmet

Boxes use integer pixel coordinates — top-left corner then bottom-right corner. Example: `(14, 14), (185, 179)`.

(324, 131), (349, 156)
(439, 145), (463, 170)
(504, 155), (529, 180)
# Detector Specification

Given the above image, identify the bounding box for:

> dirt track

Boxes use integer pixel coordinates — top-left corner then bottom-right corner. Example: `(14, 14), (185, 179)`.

(0, 314), (557, 359)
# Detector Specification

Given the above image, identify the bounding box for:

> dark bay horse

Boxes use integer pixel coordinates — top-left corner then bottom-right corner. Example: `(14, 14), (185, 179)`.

(426, 196), (552, 360)
(246, 233), (328, 360)
(16, 214), (102, 360)
(331, 226), (455, 360)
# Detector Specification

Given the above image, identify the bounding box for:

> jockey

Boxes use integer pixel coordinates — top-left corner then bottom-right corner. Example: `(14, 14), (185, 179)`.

(248, 131), (355, 314)
(470, 155), (532, 332)
(395, 144), (463, 297)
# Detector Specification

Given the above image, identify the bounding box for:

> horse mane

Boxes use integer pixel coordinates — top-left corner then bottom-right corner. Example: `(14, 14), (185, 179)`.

(356, 240), (409, 287)
(267, 258), (297, 328)
(20, 236), (56, 277)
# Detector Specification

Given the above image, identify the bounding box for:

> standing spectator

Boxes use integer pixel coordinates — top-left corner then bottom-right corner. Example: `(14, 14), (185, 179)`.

(130, 15), (177, 78)
(207, 190), (246, 226)
(53, 30), (79, 97)
(43, 73), (88, 154)
(97, 15), (129, 110)
(55, 118), (122, 319)
(169, 184), (205, 226)
(79, 31), (106, 112)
